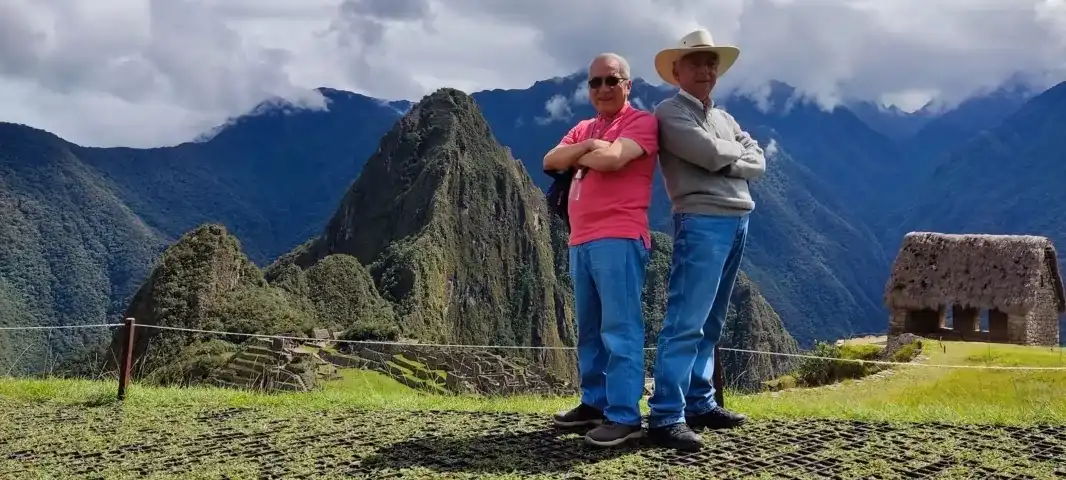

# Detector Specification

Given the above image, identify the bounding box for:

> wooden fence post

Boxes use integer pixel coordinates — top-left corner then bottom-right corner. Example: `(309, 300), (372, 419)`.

(713, 344), (725, 408)
(117, 317), (136, 401)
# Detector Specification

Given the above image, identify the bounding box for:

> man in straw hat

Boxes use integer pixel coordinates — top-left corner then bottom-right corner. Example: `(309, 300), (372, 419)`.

(646, 28), (766, 451)
(544, 53), (660, 448)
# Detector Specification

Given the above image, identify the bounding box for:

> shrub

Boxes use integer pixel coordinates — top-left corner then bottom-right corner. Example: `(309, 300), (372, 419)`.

(795, 341), (886, 387)
(892, 341), (922, 363)
(342, 322), (401, 342)
(763, 374), (798, 391)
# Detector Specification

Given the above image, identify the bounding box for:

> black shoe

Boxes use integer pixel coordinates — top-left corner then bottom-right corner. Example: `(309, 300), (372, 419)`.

(552, 403), (605, 428)
(584, 421), (644, 447)
(647, 422), (703, 452)
(686, 406), (747, 430)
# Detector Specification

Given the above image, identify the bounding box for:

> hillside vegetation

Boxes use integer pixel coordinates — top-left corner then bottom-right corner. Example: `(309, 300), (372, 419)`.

(0, 124), (164, 374)
(285, 87), (579, 379)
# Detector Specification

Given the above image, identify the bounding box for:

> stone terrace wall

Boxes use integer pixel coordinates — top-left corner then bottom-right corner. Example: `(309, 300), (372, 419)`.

(206, 338), (322, 393)
(324, 343), (575, 397)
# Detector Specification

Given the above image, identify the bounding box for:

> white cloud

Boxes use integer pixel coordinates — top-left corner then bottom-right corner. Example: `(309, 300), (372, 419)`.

(765, 138), (780, 159)
(0, 0), (1064, 147)
(535, 94), (573, 125)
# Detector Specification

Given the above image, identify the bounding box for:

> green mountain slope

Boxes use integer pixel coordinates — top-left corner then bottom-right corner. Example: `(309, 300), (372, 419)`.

(898, 81), (1066, 341)
(69, 89), (409, 264)
(733, 131), (889, 343)
(114, 224), (312, 383)
(900, 81), (1066, 241)
(284, 88), (577, 378)
(0, 124), (164, 373)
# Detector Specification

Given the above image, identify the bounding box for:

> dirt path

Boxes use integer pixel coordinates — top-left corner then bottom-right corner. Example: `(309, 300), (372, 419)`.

(2, 402), (1064, 479)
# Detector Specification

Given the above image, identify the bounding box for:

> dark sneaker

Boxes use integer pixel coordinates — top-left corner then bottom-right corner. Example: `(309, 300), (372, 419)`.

(686, 406), (747, 430)
(647, 422), (703, 452)
(584, 421), (644, 447)
(552, 403), (605, 428)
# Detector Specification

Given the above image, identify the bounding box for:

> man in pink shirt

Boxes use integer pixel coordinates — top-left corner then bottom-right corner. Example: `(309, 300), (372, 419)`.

(542, 52), (659, 448)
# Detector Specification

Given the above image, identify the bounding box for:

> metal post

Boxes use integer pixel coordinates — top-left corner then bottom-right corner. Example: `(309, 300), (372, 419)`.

(713, 344), (725, 408)
(117, 317), (136, 400)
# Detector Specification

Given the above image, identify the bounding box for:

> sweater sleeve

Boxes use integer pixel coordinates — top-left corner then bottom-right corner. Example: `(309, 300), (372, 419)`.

(723, 112), (767, 180)
(654, 99), (745, 172)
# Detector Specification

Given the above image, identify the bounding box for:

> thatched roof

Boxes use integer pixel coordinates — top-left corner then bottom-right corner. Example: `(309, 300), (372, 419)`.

(884, 232), (1066, 314)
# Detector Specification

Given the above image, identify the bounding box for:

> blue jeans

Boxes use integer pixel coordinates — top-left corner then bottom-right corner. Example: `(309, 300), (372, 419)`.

(569, 237), (649, 427)
(648, 213), (748, 428)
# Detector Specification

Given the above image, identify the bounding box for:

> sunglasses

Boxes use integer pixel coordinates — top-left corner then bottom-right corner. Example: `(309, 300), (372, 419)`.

(587, 75), (626, 89)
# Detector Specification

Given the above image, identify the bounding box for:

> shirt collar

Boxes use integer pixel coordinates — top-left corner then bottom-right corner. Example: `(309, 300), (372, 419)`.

(678, 89), (713, 112)
(595, 101), (632, 122)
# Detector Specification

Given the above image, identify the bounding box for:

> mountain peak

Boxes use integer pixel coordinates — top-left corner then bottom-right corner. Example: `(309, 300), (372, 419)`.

(403, 87), (492, 138)
(284, 84), (575, 378)
(306, 85), (520, 266)
(422, 86), (477, 106)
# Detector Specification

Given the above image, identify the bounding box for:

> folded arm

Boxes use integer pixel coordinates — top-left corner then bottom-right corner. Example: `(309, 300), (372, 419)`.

(543, 139), (597, 172)
(577, 112), (659, 172)
(576, 137), (646, 172)
(723, 125), (766, 180)
(655, 101), (745, 172)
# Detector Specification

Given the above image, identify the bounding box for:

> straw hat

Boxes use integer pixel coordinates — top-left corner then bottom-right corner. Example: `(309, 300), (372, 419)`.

(654, 29), (740, 86)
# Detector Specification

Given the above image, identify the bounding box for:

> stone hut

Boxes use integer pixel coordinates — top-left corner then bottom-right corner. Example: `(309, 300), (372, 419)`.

(884, 232), (1065, 346)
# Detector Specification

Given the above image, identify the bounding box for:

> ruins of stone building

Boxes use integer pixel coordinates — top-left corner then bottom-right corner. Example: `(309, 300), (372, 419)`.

(325, 343), (575, 397)
(206, 338), (330, 393)
(884, 232), (1065, 346)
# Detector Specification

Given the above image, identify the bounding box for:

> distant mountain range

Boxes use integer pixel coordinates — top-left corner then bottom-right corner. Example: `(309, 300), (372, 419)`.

(1, 72), (1062, 371)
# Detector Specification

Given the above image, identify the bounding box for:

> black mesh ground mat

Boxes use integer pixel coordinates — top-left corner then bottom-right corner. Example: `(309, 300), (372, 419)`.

(2, 406), (1064, 479)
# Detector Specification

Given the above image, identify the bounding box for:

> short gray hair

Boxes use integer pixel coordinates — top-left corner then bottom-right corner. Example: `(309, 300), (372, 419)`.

(589, 53), (631, 79)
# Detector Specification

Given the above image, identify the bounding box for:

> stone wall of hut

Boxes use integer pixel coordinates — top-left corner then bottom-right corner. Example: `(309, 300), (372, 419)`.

(1024, 282), (1061, 346)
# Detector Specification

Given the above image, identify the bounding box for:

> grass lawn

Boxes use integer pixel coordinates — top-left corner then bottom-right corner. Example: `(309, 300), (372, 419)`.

(731, 340), (1066, 425)
(1, 340), (1065, 478)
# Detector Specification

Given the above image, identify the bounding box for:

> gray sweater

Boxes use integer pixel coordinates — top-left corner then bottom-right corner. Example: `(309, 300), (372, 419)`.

(654, 93), (767, 216)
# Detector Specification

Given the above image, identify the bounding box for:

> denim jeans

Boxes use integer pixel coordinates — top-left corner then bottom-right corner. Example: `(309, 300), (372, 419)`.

(648, 213), (749, 428)
(569, 237), (650, 427)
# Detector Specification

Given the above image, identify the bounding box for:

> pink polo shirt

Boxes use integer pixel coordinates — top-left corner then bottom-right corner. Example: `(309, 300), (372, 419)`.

(557, 102), (659, 248)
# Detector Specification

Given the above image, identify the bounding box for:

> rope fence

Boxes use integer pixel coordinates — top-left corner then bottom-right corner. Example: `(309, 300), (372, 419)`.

(3, 320), (1066, 403)
(129, 324), (1066, 371)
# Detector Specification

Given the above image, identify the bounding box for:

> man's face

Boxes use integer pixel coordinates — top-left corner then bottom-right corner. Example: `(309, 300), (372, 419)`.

(587, 58), (631, 117)
(673, 51), (719, 100)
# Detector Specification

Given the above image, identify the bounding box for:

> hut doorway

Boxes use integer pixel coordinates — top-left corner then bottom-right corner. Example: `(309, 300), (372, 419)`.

(988, 309), (1009, 342)
(904, 306), (945, 334)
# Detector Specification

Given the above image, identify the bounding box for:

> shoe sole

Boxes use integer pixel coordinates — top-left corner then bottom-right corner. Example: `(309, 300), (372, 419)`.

(552, 418), (604, 428)
(583, 430), (644, 448)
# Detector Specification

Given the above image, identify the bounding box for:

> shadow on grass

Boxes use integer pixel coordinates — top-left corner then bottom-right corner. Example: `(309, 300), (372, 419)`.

(360, 426), (639, 475)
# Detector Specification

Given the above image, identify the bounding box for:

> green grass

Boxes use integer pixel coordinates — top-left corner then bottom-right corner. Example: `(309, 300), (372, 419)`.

(3, 340), (1065, 423)
(2, 340), (1066, 478)
(733, 340), (1066, 424)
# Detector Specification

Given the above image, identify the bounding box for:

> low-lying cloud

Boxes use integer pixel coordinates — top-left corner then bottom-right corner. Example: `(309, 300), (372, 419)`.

(1, 0), (1063, 147)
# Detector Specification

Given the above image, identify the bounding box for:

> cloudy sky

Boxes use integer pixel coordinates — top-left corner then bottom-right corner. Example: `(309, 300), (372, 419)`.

(2, 0), (1065, 147)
